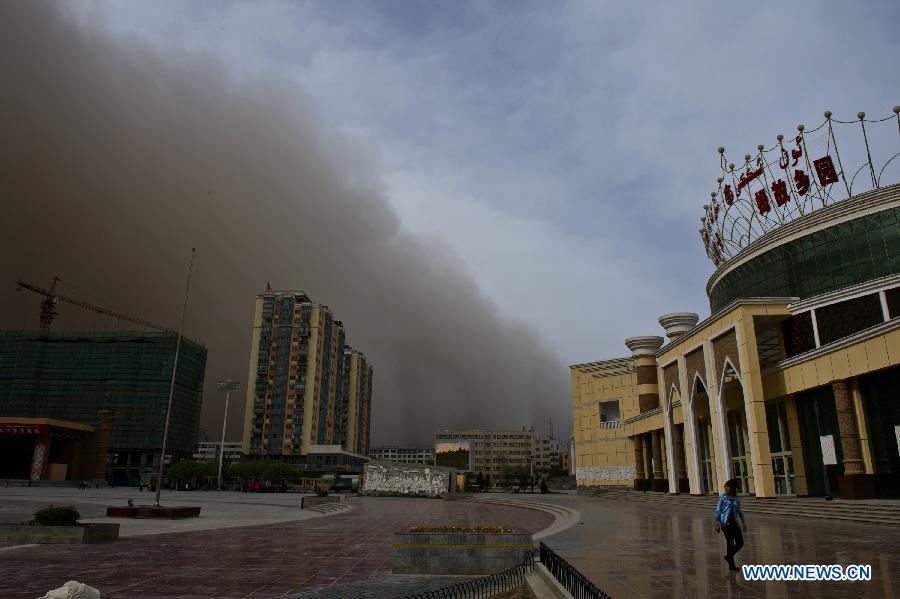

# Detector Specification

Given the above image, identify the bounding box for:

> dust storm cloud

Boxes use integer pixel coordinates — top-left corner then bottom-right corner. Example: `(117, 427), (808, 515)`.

(0, 2), (569, 445)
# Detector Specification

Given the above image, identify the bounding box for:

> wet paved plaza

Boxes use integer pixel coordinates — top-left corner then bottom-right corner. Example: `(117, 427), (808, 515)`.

(2, 488), (899, 598)
(0, 493), (552, 598)
(539, 494), (900, 598)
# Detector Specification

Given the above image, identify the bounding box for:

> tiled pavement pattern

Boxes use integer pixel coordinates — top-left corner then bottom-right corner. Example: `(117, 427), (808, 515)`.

(0, 487), (323, 537)
(0, 495), (552, 598)
(530, 493), (900, 598)
(285, 575), (474, 598)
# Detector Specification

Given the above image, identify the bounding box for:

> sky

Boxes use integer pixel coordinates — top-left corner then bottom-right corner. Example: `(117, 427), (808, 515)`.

(72, 0), (899, 361)
(2, 1), (897, 445)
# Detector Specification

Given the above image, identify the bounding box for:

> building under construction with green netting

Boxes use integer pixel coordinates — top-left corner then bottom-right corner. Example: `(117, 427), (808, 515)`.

(0, 330), (207, 484)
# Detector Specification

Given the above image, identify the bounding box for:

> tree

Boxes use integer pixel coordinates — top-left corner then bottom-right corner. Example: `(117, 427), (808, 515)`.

(165, 460), (216, 488)
(260, 461), (301, 483)
(501, 466), (530, 487)
(227, 461), (269, 481)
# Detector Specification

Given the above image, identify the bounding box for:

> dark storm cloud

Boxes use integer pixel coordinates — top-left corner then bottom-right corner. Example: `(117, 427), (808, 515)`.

(0, 1), (568, 444)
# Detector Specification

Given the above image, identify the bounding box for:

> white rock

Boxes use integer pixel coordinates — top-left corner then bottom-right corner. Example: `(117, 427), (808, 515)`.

(37, 581), (100, 599)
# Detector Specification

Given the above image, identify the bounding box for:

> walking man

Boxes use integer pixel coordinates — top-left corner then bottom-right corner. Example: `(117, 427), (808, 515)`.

(714, 478), (747, 571)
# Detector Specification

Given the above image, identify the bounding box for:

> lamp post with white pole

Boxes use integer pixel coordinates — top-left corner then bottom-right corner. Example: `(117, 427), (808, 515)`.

(216, 379), (240, 490)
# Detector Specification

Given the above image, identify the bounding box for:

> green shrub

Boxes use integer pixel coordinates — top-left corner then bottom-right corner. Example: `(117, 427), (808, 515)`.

(32, 505), (80, 526)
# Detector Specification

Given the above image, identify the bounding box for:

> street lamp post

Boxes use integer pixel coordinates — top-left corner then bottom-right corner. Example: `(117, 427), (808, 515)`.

(216, 379), (240, 490)
(529, 457), (534, 494)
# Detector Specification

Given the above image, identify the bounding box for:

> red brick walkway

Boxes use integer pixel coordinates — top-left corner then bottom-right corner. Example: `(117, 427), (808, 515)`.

(0, 496), (553, 598)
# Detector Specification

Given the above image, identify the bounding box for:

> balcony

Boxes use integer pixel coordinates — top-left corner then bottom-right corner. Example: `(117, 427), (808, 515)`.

(598, 420), (620, 429)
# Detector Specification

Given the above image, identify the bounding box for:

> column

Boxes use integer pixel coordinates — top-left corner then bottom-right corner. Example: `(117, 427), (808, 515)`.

(850, 379), (874, 474)
(93, 410), (115, 481)
(633, 435), (645, 478)
(833, 378), (876, 499)
(833, 380), (864, 474)
(31, 437), (50, 481)
(673, 424), (688, 492)
(651, 429), (665, 491)
(633, 434), (648, 491)
(625, 336), (665, 413)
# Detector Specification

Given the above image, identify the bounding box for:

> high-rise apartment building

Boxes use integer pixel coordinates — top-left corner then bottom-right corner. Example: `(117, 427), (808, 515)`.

(241, 288), (373, 461)
(340, 346), (373, 455)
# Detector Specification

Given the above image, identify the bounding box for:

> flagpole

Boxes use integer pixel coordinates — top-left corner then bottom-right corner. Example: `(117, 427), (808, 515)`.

(154, 248), (196, 508)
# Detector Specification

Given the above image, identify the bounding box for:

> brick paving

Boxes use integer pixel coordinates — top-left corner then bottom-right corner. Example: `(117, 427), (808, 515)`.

(0, 496), (553, 598)
(286, 575), (474, 599)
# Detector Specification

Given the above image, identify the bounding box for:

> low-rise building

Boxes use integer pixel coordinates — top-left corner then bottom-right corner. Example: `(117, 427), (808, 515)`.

(193, 441), (242, 463)
(303, 444), (368, 474)
(370, 446), (435, 465)
(434, 429), (558, 477)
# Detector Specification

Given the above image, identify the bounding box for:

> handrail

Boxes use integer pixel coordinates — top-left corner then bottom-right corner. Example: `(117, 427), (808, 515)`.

(402, 550), (536, 599)
(539, 541), (611, 599)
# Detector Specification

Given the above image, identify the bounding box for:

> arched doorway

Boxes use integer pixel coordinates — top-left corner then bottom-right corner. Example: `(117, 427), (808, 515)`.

(691, 376), (717, 495)
(719, 360), (753, 495)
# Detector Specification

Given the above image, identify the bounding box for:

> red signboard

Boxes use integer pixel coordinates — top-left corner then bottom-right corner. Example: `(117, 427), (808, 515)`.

(0, 423), (48, 435)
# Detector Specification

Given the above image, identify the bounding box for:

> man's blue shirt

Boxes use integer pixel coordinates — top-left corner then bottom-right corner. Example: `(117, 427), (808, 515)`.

(714, 493), (744, 526)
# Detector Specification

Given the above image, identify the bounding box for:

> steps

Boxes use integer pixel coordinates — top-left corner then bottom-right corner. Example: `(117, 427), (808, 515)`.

(465, 496), (582, 540)
(586, 488), (900, 526)
(304, 502), (351, 515)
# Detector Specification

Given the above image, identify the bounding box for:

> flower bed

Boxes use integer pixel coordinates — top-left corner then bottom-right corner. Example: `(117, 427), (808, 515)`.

(408, 525), (514, 534)
(0, 523), (120, 547)
(393, 526), (532, 575)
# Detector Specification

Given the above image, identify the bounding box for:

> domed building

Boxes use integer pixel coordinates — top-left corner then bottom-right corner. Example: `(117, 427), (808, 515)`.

(572, 110), (899, 499)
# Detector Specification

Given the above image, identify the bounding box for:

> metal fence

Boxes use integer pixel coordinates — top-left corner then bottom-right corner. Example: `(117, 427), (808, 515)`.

(402, 550), (535, 599)
(539, 542), (611, 599)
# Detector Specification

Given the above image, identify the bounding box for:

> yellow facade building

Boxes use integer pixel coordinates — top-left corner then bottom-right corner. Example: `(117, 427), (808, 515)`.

(341, 346), (374, 456)
(573, 184), (900, 499)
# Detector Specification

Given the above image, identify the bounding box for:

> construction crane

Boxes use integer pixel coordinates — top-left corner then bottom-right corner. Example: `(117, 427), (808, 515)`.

(16, 277), (177, 334)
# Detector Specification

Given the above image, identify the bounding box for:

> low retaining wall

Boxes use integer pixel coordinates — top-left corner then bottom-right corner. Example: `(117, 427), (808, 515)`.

(361, 462), (453, 498)
(106, 506), (201, 519)
(301, 496), (341, 509)
(393, 532), (533, 575)
(0, 523), (119, 547)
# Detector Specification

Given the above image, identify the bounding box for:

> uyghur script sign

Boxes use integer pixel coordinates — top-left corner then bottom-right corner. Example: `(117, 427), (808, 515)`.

(700, 107), (900, 267)
(0, 423), (49, 435)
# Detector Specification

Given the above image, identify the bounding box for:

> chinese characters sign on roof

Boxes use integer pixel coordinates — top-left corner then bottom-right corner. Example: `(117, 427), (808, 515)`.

(701, 108), (900, 267)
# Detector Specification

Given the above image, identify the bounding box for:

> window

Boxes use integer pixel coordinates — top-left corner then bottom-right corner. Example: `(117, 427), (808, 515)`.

(598, 400), (620, 423)
(710, 207), (899, 312)
(781, 311), (816, 357)
(816, 293), (884, 345)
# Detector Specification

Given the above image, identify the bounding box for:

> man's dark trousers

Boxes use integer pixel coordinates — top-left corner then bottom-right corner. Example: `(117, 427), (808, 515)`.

(722, 522), (744, 563)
